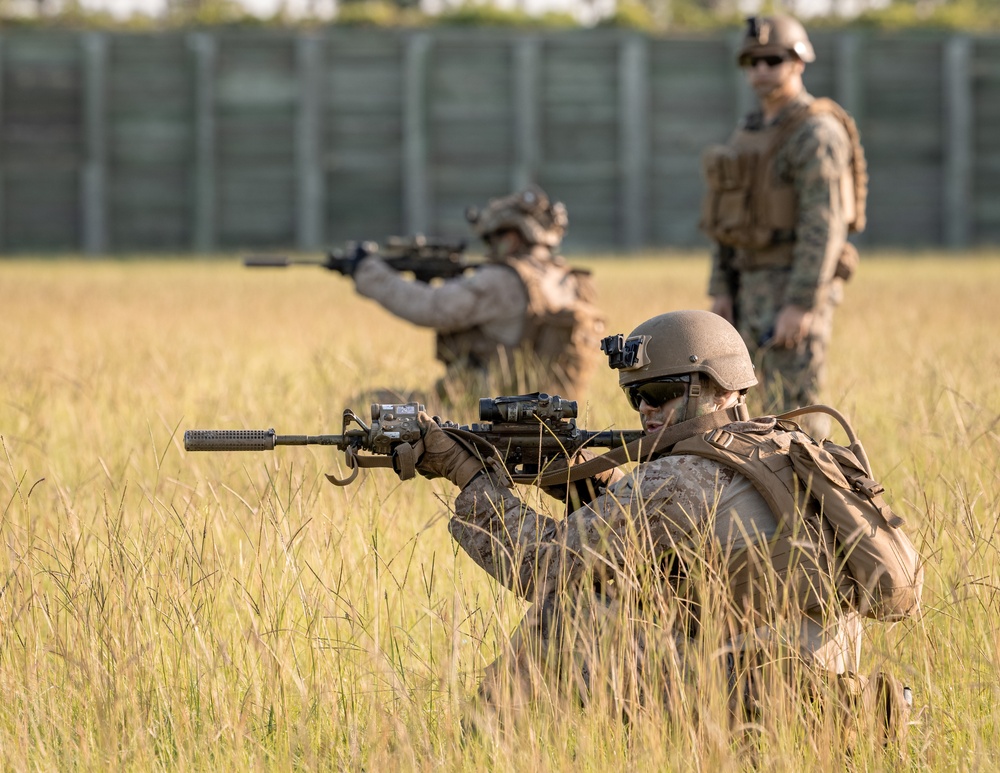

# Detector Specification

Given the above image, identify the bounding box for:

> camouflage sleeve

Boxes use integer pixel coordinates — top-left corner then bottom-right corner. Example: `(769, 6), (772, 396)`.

(353, 256), (528, 333)
(781, 114), (853, 309)
(447, 456), (728, 601)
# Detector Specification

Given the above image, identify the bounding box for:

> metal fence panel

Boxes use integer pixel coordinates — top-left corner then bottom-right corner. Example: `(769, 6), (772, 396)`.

(0, 28), (997, 253)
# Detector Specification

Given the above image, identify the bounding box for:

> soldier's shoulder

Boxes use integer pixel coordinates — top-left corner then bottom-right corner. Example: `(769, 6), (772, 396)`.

(463, 261), (528, 294)
(629, 453), (736, 494)
(782, 110), (852, 171)
(789, 98), (853, 148)
(471, 261), (520, 280)
(791, 108), (849, 144)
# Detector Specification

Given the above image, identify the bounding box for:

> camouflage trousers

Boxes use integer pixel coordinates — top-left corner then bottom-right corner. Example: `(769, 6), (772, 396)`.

(464, 592), (893, 748)
(465, 589), (689, 731)
(736, 269), (842, 438)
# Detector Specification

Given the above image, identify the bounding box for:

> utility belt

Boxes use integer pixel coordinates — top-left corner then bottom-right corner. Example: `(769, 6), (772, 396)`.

(731, 230), (796, 271)
(731, 233), (859, 283)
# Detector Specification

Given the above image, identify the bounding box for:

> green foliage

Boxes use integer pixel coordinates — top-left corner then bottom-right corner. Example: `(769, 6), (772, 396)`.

(436, 2), (576, 29)
(169, 0), (271, 28)
(3, 0), (1000, 31)
(597, 1), (659, 31)
(853, 0), (1000, 30)
(334, 0), (426, 28)
(668, 0), (741, 30)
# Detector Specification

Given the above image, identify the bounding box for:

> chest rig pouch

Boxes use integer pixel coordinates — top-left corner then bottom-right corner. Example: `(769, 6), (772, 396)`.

(700, 99), (867, 273)
(435, 250), (605, 398)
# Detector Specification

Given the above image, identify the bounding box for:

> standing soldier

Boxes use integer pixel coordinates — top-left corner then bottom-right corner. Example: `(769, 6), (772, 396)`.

(352, 186), (605, 409)
(701, 15), (867, 437)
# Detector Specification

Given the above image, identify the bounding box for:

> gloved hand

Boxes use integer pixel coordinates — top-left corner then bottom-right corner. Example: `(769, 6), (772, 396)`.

(344, 240), (378, 277)
(415, 412), (485, 489)
(541, 448), (624, 509)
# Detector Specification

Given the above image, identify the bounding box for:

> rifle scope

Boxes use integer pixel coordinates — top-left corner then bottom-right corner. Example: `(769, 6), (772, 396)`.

(479, 394), (577, 424)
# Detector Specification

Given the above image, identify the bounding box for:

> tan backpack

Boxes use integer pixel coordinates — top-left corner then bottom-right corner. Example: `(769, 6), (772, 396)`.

(672, 405), (923, 621)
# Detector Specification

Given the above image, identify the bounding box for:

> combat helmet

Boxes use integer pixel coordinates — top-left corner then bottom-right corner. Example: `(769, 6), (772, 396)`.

(467, 186), (568, 248)
(601, 310), (756, 418)
(737, 15), (815, 65)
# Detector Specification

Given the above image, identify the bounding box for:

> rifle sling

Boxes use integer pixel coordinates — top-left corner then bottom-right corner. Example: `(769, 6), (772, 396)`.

(445, 407), (742, 487)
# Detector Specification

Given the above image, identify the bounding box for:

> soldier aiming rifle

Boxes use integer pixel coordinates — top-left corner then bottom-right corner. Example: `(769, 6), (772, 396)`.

(246, 187), (605, 415)
(187, 310), (920, 744)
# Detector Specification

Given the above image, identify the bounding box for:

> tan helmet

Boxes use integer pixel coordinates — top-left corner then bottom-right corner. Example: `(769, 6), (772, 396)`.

(467, 185), (568, 248)
(737, 15), (815, 65)
(602, 310), (757, 391)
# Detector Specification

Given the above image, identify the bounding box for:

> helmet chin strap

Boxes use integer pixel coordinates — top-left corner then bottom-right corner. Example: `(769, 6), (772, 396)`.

(678, 374), (750, 423)
(679, 373), (704, 423)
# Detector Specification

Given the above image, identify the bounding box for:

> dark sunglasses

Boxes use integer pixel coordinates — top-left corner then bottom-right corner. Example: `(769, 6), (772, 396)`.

(739, 53), (790, 69)
(625, 377), (689, 411)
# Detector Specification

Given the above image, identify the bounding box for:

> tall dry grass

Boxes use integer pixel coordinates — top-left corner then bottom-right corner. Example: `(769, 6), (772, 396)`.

(0, 253), (998, 770)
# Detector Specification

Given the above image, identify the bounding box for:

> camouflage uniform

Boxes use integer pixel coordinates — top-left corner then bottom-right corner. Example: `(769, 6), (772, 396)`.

(449, 415), (862, 717)
(354, 188), (604, 408)
(353, 253), (527, 403)
(707, 91), (857, 434)
(354, 245), (601, 406)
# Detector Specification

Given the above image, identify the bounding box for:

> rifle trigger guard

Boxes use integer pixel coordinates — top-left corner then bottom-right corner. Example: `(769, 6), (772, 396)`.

(325, 447), (360, 486)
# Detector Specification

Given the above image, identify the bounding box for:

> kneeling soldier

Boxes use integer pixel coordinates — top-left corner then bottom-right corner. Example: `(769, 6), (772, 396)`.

(409, 309), (920, 742)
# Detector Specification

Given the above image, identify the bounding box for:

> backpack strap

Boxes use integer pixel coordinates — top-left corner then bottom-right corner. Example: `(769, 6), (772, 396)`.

(775, 403), (873, 478)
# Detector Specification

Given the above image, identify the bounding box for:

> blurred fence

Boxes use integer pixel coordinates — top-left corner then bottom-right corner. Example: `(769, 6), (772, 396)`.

(0, 27), (998, 253)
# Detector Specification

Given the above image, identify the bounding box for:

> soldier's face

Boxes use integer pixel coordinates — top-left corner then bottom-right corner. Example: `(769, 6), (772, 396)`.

(744, 55), (805, 101)
(486, 229), (525, 259)
(637, 394), (687, 434)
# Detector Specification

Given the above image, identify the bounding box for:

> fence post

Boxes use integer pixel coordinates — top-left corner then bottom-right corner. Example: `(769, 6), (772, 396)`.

(835, 31), (867, 246)
(81, 32), (108, 255)
(944, 34), (973, 248)
(189, 32), (216, 252)
(296, 34), (324, 250)
(619, 34), (649, 251)
(512, 36), (541, 192)
(403, 32), (431, 235)
(835, 32), (863, 122)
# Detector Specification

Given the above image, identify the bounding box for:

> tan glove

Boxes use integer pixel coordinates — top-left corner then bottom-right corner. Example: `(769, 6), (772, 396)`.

(415, 412), (485, 489)
(541, 448), (625, 509)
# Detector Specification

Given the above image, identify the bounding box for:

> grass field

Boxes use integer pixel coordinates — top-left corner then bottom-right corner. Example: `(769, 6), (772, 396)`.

(1, 252), (998, 770)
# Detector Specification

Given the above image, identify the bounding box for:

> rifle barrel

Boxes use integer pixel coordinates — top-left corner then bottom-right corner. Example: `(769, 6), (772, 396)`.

(244, 256), (295, 267)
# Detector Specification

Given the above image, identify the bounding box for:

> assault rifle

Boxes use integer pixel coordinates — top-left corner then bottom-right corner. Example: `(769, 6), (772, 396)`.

(244, 234), (479, 283)
(184, 393), (644, 487)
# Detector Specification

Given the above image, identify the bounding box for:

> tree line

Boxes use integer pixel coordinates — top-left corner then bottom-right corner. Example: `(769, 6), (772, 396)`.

(0, 0), (997, 31)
